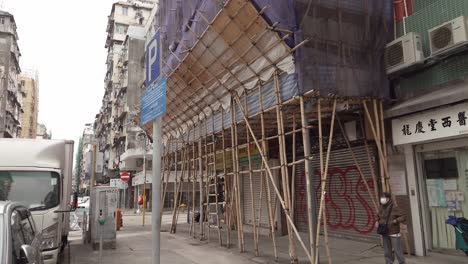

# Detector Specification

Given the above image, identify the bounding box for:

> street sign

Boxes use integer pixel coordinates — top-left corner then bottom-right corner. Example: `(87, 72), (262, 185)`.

(146, 29), (161, 87)
(141, 77), (167, 126)
(120, 172), (130, 182)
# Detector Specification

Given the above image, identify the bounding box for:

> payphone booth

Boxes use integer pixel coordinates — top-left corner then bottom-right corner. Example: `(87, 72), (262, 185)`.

(90, 186), (118, 249)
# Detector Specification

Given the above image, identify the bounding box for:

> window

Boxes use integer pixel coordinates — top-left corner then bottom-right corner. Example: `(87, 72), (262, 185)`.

(115, 23), (128, 35)
(122, 7), (128, 16)
(0, 171), (60, 210)
(424, 157), (458, 179)
(0, 18), (4, 24)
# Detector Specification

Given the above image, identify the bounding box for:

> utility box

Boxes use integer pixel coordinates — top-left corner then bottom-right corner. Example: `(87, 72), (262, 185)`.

(90, 186), (118, 249)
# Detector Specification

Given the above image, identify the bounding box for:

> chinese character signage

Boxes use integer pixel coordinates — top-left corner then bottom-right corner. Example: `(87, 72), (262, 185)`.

(392, 102), (468, 145)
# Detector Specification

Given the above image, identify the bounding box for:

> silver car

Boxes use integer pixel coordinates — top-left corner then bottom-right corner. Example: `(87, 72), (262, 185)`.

(0, 202), (43, 264)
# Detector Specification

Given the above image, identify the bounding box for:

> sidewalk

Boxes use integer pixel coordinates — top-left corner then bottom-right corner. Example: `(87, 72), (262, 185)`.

(66, 213), (467, 264)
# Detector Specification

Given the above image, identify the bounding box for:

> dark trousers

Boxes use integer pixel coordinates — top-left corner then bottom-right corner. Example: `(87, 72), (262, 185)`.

(383, 235), (406, 264)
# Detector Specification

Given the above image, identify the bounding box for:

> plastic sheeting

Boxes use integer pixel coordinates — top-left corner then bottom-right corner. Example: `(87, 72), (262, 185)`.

(149, 0), (393, 140)
(294, 0), (393, 97)
(157, 0), (296, 138)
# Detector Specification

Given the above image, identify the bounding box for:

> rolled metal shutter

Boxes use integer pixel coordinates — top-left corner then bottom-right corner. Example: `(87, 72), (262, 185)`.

(295, 145), (380, 243)
(242, 160), (276, 227)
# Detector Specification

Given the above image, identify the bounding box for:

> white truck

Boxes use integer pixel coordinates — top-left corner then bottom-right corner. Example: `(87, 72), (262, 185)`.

(0, 139), (76, 264)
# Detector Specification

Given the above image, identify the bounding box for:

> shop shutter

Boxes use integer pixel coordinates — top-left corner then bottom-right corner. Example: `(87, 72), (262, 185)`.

(242, 159), (277, 228)
(295, 145), (380, 243)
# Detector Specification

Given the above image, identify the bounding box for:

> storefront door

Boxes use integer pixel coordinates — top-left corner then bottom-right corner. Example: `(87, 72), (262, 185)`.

(418, 146), (468, 251)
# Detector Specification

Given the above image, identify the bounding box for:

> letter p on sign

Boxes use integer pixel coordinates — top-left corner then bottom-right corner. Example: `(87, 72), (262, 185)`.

(146, 30), (161, 87)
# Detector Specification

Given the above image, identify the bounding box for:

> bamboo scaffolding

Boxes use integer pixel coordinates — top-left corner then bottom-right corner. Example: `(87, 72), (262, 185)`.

(359, 113), (380, 201)
(203, 117), (210, 242)
(230, 102), (245, 252)
(190, 127), (197, 238)
(291, 114), (297, 223)
(273, 72), (297, 263)
(211, 113), (222, 246)
(221, 108), (231, 248)
(245, 96), (260, 256)
(373, 100), (385, 192)
(259, 84), (278, 260)
(161, 140), (174, 224)
(299, 96), (316, 259)
(314, 98), (337, 264)
(336, 115), (378, 211)
(198, 123), (205, 240)
(379, 101), (390, 192)
(233, 94), (313, 263)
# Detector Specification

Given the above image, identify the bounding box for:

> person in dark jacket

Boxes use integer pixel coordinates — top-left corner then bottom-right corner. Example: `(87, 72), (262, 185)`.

(377, 192), (406, 264)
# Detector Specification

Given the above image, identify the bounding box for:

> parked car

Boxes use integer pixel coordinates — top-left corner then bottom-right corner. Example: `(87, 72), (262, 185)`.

(0, 201), (43, 264)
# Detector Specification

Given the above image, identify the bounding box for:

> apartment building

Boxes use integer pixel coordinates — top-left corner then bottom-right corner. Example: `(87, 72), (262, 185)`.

(0, 11), (22, 138)
(19, 72), (39, 139)
(94, 0), (155, 182)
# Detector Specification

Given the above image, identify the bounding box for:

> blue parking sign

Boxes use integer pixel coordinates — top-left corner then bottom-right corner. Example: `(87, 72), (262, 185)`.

(146, 30), (161, 87)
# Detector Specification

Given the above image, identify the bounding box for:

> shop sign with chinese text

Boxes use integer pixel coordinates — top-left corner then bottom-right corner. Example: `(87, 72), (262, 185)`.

(392, 102), (468, 145)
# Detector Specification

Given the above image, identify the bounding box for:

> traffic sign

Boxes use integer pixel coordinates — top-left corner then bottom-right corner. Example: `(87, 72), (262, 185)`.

(141, 76), (167, 126)
(146, 29), (161, 87)
(120, 172), (130, 182)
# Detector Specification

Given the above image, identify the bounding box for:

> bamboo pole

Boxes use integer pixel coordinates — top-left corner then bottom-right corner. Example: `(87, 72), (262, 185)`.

(291, 115), (297, 222)
(274, 73), (297, 263)
(260, 84), (278, 260)
(230, 102), (244, 252)
(191, 128), (197, 238)
(211, 114), (222, 246)
(198, 122), (205, 240)
(379, 101), (390, 192)
(233, 94), (313, 263)
(314, 99), (337, 264)
(373, 100), (385, 192)
(221, 108), (231, 248)
(358, 113), (380, 201)
(299, 97), (316, 260)
(161, 141), (174, 224)
(203, 117), (210, 242)
(362, 101), (391, 192)
(245, 96), (259, 256)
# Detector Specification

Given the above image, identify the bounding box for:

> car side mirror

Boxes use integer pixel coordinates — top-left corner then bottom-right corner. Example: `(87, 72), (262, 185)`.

(20, 245), (35, 264)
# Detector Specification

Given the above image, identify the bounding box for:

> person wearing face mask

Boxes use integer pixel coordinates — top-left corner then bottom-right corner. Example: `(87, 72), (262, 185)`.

(376, 192), (406, 264)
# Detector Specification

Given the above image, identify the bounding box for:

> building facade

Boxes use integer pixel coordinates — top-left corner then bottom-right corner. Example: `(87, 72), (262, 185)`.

(19, 73), (39, 139)
(94, 0), (154, 184)
(0, 11), (22, 138)
(386, 0), (468, 257)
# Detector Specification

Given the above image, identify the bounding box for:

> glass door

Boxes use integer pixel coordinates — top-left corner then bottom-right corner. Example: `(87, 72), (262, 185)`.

(421, 149), (468, 250)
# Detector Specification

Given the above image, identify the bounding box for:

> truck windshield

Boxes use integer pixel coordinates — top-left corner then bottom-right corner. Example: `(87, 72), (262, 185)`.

(0, 171), (60, 210)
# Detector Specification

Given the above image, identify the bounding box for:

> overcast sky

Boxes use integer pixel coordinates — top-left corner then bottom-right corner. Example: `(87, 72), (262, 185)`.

(4, 0), (117, 154)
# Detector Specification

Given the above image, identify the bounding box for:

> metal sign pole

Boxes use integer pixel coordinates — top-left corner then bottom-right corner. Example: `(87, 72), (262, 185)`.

(152, 117), (162, 264)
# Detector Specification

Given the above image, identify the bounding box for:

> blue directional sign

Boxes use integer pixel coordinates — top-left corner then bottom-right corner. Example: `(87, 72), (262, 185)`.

(146, 30), (161, 87)
(141, 77), (167, 126)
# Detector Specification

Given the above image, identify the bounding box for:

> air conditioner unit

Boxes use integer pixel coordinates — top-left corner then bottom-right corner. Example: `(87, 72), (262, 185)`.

(429, 16), (468, 56)
(385, 32), (424, 75)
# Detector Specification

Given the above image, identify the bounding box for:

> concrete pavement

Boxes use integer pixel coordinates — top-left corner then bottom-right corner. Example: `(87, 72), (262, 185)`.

(65, 213), (468, 264)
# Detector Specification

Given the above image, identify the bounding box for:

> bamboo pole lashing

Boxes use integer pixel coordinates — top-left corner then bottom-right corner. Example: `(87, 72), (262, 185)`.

(233, 94), (313, 263)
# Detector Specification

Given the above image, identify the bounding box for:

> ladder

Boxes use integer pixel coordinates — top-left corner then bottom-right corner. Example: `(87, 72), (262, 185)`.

(203, 142), (223, 245)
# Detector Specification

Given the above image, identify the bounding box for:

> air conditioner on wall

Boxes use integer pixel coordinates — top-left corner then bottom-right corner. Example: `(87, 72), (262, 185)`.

(385, 32), (424, 75)
(429, 16), (468, 57)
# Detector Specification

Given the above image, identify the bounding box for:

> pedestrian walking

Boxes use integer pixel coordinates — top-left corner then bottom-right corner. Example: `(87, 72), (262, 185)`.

(377, 192), (406, 264)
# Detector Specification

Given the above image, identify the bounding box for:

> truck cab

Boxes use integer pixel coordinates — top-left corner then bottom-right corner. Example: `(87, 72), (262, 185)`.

(0, 139), (74, 264)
